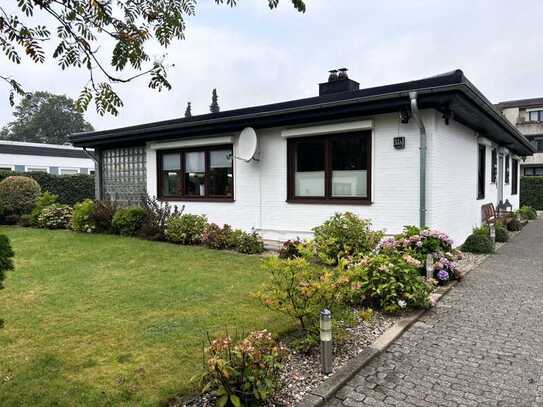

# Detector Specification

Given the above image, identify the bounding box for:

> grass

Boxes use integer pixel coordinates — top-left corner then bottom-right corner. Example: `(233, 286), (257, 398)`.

(0, 227), (292, 406)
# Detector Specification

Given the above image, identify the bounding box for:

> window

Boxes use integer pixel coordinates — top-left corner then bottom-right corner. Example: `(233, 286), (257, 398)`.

(512, 159), (519, 195)
(477, 144), (486, 200)
(60, 168), (79, 175)
(491, 149), (497, 183)
(0, 166), (13, 172)
(287, 131), (371, 203)
(524, 167), (543, 176)
(528, 110), (543, 122)
(505, 155), (510, 184)
(157, 145), (233, 200)
(26, 166), (48, 173)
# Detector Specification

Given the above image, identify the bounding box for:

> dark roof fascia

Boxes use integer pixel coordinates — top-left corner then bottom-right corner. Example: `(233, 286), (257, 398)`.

(0, 143), (91, 159)
(71, 71), (535, 155)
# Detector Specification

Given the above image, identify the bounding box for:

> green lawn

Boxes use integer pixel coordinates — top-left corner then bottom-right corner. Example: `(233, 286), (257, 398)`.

(0, 227), (291, 406)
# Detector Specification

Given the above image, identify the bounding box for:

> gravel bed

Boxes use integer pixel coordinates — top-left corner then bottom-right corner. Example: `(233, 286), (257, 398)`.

(270, 310), (396, 406)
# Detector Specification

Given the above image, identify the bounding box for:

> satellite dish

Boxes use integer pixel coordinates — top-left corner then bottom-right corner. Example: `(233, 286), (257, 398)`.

(236, 127), (259, 162)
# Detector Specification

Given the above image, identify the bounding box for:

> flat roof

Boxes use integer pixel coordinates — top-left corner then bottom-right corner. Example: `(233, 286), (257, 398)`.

(0, 141), (92, 159)
(71, 69), (535, 156)
(496, 97), (543, 110)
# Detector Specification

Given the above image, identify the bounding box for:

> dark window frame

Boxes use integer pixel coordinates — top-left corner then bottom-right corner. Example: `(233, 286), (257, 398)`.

(477, 144), (486, 200)
(505, 154), (510, 184)
(157, 144), (234, 202)
(512, 158), (518, 195)
(287, 131), (372, 205)
(491, 148), (497, 184)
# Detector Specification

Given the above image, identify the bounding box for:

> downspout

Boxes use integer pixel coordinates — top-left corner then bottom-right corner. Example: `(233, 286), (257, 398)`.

(409, 92), (427, 228)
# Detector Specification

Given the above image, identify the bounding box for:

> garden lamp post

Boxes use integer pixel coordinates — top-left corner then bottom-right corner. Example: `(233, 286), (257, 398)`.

(320, 308), (333, 374)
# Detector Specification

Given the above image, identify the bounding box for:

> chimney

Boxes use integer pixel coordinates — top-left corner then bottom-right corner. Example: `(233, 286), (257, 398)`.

(319, 68), (359, 96)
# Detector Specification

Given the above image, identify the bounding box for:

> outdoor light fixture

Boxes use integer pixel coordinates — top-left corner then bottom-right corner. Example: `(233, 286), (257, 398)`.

(320, 308), (333, 374)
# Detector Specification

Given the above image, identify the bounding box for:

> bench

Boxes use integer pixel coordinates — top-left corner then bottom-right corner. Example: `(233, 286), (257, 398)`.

(481, 203), (497, 226)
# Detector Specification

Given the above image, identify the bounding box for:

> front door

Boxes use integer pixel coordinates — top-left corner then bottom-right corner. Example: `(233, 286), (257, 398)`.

(498, 155), (504, 204)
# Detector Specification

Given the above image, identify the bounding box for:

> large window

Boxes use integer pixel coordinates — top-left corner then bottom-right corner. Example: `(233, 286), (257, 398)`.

(512, 158), (519, 195)
(287, 131), (371, 203)
(157, 145), (233, 201)
(477, 144), (486, 200)
(524, 167), (543, 176)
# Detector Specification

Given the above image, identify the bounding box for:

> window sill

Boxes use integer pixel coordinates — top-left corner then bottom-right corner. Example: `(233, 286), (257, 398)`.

(286, 198), (372, 205)
(158, 196), (235, 203)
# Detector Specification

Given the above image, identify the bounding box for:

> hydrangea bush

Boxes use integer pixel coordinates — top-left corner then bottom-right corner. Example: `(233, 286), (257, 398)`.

(37, 204), (73, 229)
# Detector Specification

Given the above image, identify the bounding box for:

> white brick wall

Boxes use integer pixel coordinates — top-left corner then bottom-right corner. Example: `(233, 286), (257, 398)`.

(146, 109), (521, 246)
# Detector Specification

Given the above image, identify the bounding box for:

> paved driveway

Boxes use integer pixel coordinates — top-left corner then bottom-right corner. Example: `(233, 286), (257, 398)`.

(327, 219), (543, 407)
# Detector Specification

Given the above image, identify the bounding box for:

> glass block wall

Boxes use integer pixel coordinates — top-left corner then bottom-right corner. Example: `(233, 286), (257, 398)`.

(101, 146), (146, 206)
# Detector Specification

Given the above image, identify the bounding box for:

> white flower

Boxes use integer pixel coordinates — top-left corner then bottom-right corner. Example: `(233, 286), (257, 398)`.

(398, 300), (407, 309)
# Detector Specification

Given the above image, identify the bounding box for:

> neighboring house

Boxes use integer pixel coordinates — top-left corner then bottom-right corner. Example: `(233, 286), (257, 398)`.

(0, 141), (95, 175)
(496, 98), (543, 176)
(71, 69), (534, 245)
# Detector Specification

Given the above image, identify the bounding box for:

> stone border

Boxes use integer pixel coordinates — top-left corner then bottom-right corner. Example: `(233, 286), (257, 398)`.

(296, 274), (468, 406)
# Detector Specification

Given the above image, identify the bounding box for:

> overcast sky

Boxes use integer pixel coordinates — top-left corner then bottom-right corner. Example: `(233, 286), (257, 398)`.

(2, 0), (543, 131)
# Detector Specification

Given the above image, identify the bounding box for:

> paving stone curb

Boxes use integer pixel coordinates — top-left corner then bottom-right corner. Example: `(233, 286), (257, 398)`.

(296, 280), (462, 407)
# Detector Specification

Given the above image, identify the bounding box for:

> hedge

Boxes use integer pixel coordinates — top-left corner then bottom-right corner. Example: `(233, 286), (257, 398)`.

(0, 171), (94, 206)
(520, 176), (543, 210)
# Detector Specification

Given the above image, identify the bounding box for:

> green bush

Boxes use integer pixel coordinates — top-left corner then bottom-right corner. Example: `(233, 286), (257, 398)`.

(278, 238), (302, 259)
(506, 218), (522, 232)
(311, 212), (383, 265)
(517, 205), (537, 221)
(38, 204), (73, 229)
(226, 228), (244, 249)
(165, 213), (207, 244)
(202, 223), (233, 250)
(30, 192), (58, 225)
(237, 231), (264, 254)
(71, 199), (95, 232)
(112, 207), (146, 236)
(0, 171), (94, 206)
(520, 176), (543, 210)
(0, 176), (41, 217)
(137, 195), (183, 241)
(344, 253), (433, 313)
(461, 233), (495, 254)
(18, 214), (32, 227)
(197, 330), (284, 407)
(89, 200), (117, 233)
(0, 234), (14, 291)
(495, 224), (509, 242)
(254, 257), (342, 332)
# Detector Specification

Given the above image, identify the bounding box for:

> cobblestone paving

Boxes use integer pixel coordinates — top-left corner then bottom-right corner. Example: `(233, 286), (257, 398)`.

(327, 219), (543, 407)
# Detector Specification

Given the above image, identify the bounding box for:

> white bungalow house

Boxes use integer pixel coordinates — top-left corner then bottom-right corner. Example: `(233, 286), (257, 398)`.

(71, 69), (535, 246)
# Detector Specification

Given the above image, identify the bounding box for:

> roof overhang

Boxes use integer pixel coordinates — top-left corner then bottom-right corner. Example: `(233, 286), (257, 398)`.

(71, 73), (535, 156)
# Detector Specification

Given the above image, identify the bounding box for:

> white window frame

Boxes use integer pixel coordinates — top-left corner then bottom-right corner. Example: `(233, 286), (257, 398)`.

(0, 165), (14, 171)
(26, 166), (49, 173)
(59, 167), (80, 175)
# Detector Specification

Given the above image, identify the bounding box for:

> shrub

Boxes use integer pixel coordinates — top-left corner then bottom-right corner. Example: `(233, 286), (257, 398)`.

(71, 199), (95, 232)
(0, 233), (14, 287)
(431, 251), (463, 283)
(344, 253), (433, 313)
(278, 238), (302, 259)
(38, 204), (73, 229)
(237, 231), (264, 254)
(226, 228), (244, 249)
(495, 224), (509, 242)
(0, 171), (94, 206)
(0, 176), (41, 217)
(19, 214), (32, 227)
(30, 192), (58, 225)
(197, 330), (285, 406)
(112, 207), (146, 236)
(2, 215), (20, 225)
(520, 176), (543, 210)
(89, 200), (117, 233)
(254, 257), (343, 332)
(311, 212), (383, 265)
(517, 205), (537, 221)
(137, 195), (184, 241)
(165, 213), (207, 244)
(506, 218), (522, 232)
(202, 223), (233, 250)
(461, 233), (494, 254)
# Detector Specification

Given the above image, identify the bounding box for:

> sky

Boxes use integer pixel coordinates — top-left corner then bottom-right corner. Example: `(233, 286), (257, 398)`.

(1, 0), (543, 132)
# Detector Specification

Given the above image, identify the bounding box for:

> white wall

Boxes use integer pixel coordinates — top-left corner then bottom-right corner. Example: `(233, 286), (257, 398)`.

(0, 153), (94, 173)
(427, 116), (520, 246)
(147, 112), (427, 241)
